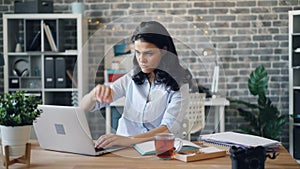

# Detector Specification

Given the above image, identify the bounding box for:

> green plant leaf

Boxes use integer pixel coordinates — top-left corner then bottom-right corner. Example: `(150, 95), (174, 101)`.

(228, 65), (287, 140)
(248, 65), (269, 96)
(0, 91), (42, 126)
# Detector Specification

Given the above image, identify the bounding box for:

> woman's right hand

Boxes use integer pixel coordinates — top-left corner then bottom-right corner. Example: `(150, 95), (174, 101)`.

(92, 84), (114, 103)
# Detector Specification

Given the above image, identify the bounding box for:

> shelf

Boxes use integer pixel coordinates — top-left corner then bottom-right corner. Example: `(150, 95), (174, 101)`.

(8, 52), (42, 56)
(289, 10), (300, 160)
(9, 75), (41, 78)
(4, 13), (83, 19)
(8, 52), (78, 56)
(44, 52), (78, 56)
(8, 88), (42, 92)
(3, 14), (87, 106)
(44, 88), (78, 92)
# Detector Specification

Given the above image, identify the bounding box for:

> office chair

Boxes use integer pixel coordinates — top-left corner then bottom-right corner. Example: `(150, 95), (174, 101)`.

(182, 93), (206, 141)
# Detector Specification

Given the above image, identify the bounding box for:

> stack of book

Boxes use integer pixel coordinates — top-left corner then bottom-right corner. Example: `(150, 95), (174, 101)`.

(43, 22), (57, 52)
(133, 138), (227, 162)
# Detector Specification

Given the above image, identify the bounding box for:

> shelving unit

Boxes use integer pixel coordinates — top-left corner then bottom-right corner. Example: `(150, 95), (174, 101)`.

(3, 14), (88, 106)
(104, 43), (133, 78)
(103, 43), (132, 133)
(289, 10), (300, 163)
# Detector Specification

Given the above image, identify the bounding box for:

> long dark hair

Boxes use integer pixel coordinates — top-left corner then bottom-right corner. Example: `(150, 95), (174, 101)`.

(131, 21), (189, 91)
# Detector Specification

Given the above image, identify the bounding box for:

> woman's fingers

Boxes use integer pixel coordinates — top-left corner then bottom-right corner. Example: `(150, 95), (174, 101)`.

(95, 134), (134, 149)
(94, 85), (113, 103)
(95, 134), (117, 149)
(103, 86), (112, 101)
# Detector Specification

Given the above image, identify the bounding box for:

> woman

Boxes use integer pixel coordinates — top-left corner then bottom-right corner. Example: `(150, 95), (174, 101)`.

(80, 21), (190, 149)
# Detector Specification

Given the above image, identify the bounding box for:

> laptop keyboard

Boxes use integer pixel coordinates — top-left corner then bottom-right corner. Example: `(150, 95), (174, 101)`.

(95, 147), (105, 152)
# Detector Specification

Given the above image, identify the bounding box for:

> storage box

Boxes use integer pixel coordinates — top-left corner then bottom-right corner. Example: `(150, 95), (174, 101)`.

(9, 78), (19, 88)
(14, 0), (53, 13)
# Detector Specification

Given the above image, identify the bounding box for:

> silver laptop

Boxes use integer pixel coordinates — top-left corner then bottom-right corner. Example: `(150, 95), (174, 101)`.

(33, 105), (124, 156)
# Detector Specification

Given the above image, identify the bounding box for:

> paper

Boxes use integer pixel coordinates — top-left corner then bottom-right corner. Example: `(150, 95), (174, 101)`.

(199, 132), (280, 148)
(199, 146), (224, 153)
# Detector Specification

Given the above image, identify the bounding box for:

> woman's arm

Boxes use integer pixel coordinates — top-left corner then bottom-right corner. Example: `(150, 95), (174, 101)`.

(133, 125), (169, 139)
(80, 84), (114, 113)
(81, 72), (131, 113)
(80, 88), (96, 113)
(95, 125), (170, 149)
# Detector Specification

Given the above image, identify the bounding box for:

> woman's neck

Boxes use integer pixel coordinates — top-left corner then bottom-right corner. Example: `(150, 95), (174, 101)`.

(148, 72), (155, 84)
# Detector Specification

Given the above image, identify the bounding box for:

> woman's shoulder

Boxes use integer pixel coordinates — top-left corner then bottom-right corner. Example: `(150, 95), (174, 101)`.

(113, 69), (134, 84)
(123, 69), (134, 79)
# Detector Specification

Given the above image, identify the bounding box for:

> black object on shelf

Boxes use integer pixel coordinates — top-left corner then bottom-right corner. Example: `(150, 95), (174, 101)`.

(294, 125), (300, 159)
(9, 78), (20, 88)
(14, 0), (53, 13)
(294, 90), (300, 123)
(0, 53), (4, 66)
(55, 57), (66, 88)
(28, 31), (41, 51)
(44, 57), (55, 88)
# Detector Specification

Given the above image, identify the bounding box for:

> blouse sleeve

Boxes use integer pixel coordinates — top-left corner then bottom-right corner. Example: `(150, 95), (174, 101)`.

(160, 83), (190, 137)
(91, 71), (132, 111)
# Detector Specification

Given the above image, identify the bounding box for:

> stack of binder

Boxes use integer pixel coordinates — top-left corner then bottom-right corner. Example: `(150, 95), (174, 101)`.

(44, 57), (67, 88)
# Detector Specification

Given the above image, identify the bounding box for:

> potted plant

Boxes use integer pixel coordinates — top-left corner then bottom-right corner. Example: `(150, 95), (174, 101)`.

(0, 91), (42, 156)
(229, 65), (290, 140)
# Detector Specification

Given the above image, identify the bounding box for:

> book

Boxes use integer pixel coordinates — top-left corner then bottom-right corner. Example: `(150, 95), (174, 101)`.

(133, 139), (201, 156)
(199, 132), (280, 149)
(175, 146), (226, 162)
(43, 22), (57, 52)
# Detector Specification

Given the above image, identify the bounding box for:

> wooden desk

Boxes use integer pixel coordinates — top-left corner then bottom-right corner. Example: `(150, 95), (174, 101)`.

(2, 141), (300, 169)
(106, 97), (230, 134)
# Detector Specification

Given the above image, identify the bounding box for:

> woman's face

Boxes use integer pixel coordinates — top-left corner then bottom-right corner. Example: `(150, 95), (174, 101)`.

(134, 40), (163, 74)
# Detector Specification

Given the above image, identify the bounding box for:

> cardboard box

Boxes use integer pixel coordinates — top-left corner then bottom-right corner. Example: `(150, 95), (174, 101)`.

(14, 0), (53, 13)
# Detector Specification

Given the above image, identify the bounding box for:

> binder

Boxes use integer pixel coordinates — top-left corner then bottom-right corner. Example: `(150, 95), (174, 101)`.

(55, 57), (66, 88)
(44, 57), (55, 88)
(294, 126), (300, 159)
(294, 90), (300, 123)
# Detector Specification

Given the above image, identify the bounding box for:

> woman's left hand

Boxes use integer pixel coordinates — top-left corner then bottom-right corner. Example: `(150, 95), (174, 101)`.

(95, 134), (134, 149)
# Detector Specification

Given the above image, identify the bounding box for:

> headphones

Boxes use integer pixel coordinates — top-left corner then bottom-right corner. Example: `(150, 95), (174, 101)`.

(12, 59), (29, 77)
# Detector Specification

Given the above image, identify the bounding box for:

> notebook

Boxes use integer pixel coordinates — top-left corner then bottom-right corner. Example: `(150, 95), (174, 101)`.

(199, 132), (280, 148)
(133, 138), (201, 156)
(33, 105), (125, 156)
